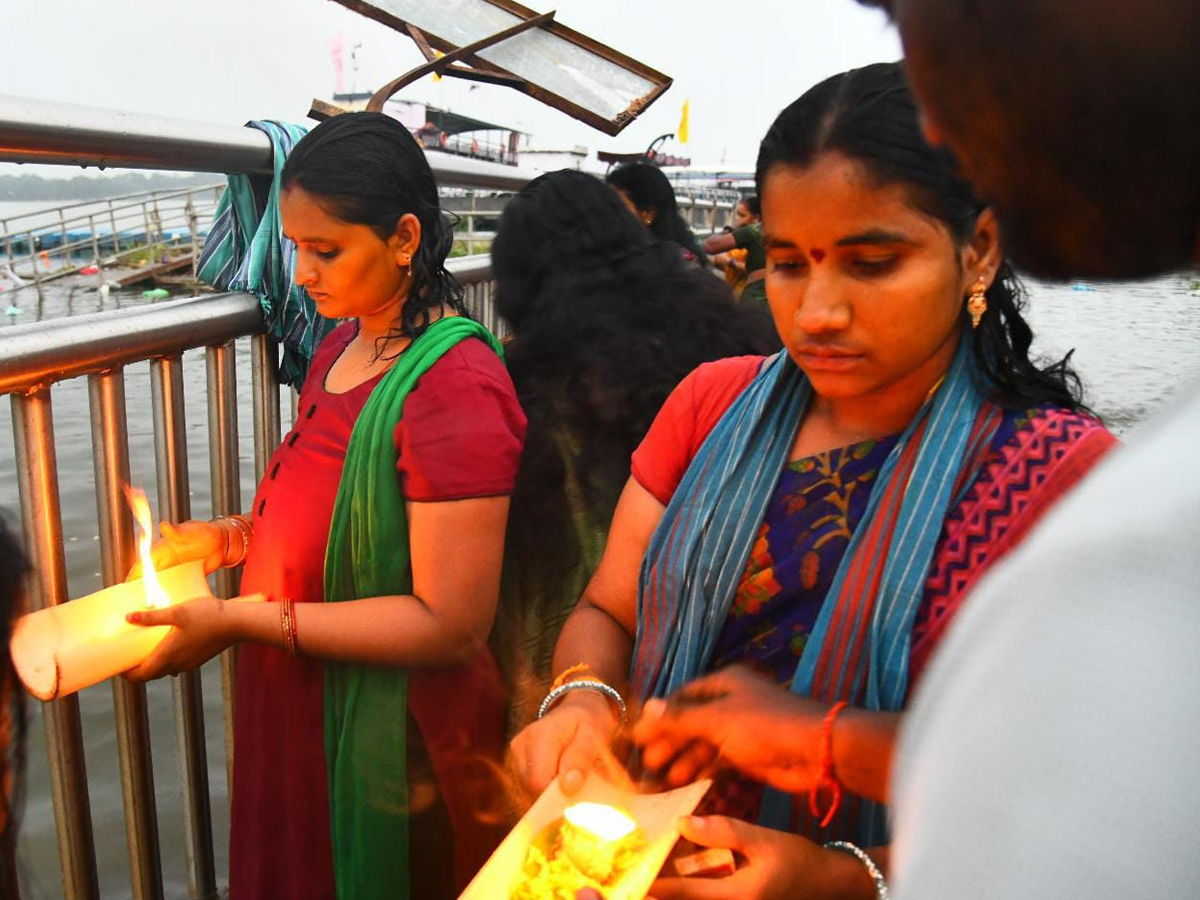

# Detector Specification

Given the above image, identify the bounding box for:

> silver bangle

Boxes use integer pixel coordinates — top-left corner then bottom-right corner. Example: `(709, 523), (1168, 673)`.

(825, 841), (888, 900)
(537, 680), (627, 724)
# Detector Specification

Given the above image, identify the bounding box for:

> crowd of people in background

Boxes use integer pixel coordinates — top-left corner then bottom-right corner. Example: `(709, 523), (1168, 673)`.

(2, 2), (1198, 899)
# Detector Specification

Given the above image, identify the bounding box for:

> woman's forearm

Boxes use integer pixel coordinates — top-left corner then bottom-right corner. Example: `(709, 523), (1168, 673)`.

(832, 709), (901, 804)
(226, 592), (492, 668)
(550, 599), (635, 694)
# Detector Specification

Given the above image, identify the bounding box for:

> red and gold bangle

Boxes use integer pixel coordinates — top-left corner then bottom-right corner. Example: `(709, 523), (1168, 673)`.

(809, 700), (849, 828)
(276, 597), (299, 657)
(223, 515), (253, 567)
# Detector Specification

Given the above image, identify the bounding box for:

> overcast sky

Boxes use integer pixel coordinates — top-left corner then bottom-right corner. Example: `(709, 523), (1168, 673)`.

(1, 0), (900, 178)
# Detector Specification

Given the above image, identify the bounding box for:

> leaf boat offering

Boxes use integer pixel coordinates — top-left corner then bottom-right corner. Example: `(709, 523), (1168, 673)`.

(458, 774), (712, 900)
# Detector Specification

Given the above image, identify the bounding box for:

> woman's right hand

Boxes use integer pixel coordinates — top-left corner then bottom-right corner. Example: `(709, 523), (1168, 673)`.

(510, 691), (624, 797)
(128, 519), (227, 578)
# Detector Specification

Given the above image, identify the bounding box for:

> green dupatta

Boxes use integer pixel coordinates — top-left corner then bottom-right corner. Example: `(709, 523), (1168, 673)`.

(323, 316), (504, 900)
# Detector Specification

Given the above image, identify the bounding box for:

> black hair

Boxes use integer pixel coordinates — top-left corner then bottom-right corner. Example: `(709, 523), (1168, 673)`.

(493, 170), (778, 669)
(281, 112), (464, 345)
(742, 194), (761, 218)
(755, 62), (1088, 413)
(889, 0), (1200, 279)
(605, 163), (708, 264)
(0, 515), (28, 899)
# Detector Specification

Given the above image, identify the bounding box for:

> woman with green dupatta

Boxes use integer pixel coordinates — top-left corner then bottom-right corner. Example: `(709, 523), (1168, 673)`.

(512, 63), (1116, 899)
(126, 112), (526, 900)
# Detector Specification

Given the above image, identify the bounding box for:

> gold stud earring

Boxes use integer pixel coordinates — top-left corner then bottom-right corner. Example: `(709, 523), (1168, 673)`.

(967, 277), (988, 329)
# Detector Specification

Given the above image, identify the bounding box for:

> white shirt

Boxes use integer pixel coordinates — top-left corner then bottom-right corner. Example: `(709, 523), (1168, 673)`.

(891, 384), (1200, 899)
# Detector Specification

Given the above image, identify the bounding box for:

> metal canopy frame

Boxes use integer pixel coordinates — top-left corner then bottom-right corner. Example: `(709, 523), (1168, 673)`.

(317, 0), (672, 135)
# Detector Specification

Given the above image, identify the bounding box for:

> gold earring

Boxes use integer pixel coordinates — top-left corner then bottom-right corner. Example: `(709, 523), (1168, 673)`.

(967, 277), (988, 329)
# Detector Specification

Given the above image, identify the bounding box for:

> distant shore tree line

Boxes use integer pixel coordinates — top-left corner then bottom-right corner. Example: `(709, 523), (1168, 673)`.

(0, 171), (221, 201)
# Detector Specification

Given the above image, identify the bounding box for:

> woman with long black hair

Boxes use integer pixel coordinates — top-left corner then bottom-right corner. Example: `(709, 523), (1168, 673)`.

(513, 63), (1117, 899)
(127, 112), (525, 900)
(606, 162), (708, 265)
(492, 169), (777, 731)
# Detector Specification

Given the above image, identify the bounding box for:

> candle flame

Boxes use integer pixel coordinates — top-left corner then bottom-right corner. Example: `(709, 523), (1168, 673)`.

(126, 487), (171, 609)
(563, 802), (637, 842)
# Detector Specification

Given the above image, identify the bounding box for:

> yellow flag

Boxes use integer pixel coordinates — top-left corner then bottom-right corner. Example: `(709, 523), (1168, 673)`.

(678, 99), (690, 144)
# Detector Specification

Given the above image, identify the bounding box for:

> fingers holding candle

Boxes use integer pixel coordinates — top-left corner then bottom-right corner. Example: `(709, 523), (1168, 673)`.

(124, 596), (235, 682)
(127, 519), (227, 580)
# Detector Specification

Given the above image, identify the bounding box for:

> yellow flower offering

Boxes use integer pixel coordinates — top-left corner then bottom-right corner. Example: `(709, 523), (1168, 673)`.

(511, 802), (644, 900)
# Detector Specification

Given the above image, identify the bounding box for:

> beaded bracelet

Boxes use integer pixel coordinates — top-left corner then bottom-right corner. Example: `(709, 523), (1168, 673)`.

(537, 679), (627, 725)
(824, 841), (889, 900)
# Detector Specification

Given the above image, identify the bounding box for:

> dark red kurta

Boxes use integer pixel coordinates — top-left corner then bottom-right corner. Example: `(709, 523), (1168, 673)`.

(229, 322), (526, 900)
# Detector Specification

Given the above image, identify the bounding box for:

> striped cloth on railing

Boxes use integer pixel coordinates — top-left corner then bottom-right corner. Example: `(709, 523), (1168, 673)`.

(198, 120), (334, 387)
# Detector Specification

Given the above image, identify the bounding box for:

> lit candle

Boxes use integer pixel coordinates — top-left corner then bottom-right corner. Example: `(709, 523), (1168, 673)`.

(561, 802), (640, 882)
(10, 558), (214, 700)
(9, 488), (254, 700)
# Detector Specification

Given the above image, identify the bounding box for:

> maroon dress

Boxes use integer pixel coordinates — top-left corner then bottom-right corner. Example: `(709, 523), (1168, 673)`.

(229, 322), (526, 900)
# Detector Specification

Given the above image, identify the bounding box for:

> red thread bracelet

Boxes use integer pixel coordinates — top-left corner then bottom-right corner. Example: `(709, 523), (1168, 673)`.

(809, 700), (849, 828)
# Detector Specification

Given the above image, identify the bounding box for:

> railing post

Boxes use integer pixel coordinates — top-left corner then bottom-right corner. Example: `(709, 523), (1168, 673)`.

(28, 229), (44, 303)
(12, 388), (100, 900)
(88, 215), (102, 289)
(151, 355), (219, 900)
(251, 335), (281, 483)
(109, 200), (120, 256)
(58, 207), (69, 271)
(206, 341), (241, 796)
(88, 369), (165, 900)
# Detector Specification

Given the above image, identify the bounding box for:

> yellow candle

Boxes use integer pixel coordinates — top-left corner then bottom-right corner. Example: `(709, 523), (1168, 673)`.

(10, 559), (214, 700)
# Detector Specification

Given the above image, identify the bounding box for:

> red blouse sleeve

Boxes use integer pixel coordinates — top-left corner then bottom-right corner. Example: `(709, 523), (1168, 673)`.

(631, 355), (766, 505)
(393, 337), (527, 502)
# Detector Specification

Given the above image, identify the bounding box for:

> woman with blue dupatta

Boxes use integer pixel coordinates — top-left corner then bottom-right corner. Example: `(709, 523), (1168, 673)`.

(126, 113), (526, 900)
(512, 63), (1115, 899)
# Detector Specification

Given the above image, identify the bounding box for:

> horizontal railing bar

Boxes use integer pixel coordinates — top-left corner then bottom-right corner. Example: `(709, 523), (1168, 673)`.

(0, 293), (263, 394)
(4, 197), (221, 237)
(0, 95), (275, 174)
(0, 93), (539, 190)
(0, 183), (225, 228)
(0, 255), (498, 394)
(445, 253), (493, 284)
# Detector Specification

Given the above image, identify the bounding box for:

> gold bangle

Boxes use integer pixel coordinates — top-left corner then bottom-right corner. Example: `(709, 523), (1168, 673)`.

(278, 597), (299, 657)
(223, 515), (253, 567)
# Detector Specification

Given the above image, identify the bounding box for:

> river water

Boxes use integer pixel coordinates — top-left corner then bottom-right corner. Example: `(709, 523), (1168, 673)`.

(2, 249), (1199, 897)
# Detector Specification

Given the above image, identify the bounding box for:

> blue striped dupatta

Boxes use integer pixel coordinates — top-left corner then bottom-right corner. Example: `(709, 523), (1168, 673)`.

(197, 120), (336, 386)
(630, 338), (998, 845)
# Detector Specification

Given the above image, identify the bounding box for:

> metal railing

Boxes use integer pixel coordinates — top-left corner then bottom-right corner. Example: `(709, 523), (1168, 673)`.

(0, 90), (518, 900)
(1, 183), (226, 299)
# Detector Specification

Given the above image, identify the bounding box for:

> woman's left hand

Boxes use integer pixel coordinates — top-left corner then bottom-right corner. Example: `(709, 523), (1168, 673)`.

(123, 597), (238, 682)
(650, 816), (875, 900)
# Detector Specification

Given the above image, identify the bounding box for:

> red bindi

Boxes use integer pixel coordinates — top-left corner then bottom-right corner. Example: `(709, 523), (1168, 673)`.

(809, 248), (826, 263)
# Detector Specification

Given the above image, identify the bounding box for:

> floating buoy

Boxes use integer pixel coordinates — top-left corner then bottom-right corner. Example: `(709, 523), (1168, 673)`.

(79, 265), (100, 276)
(1071, 282), (1094, 292)
(141, 288), (170, 300)
(39, 250), (51, 270)
(5, 304), (22, 317)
